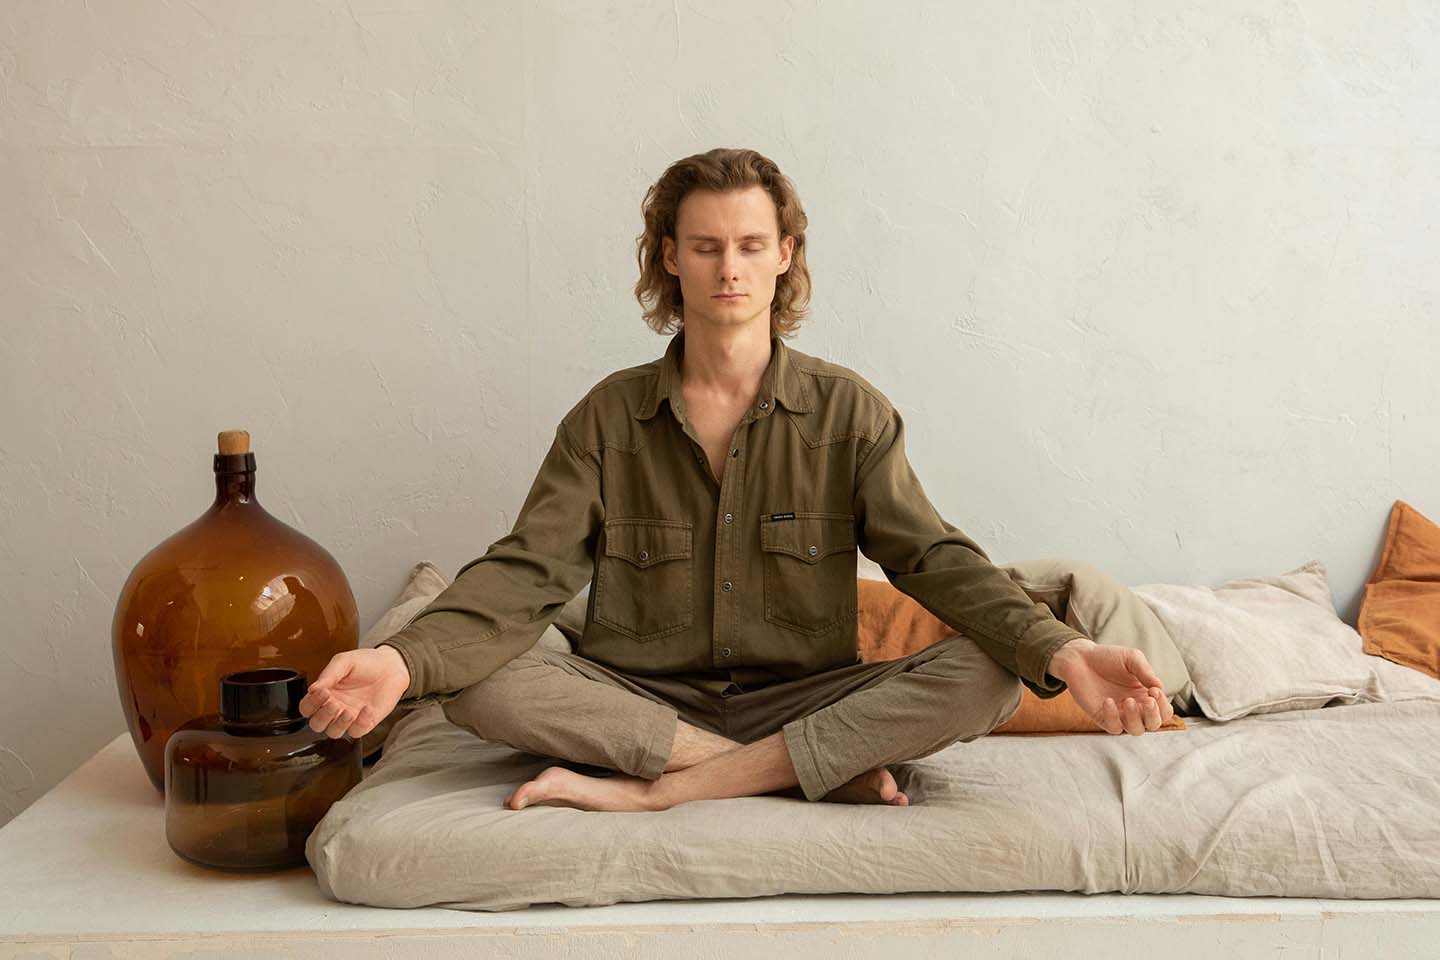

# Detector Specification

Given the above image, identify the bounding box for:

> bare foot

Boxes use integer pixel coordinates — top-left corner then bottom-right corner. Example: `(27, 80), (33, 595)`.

(505, 765), (663, 812)
(821, 766), (909, 805)
(772, 766), (910, 805)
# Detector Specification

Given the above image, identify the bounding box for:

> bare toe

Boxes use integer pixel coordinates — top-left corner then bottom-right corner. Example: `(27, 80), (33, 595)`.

(822, 767), (909, 805)
(505, 766), (662, 812)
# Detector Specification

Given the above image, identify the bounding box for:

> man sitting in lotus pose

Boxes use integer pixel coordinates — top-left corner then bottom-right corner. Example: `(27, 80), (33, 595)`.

(300, 147), (1173, 813)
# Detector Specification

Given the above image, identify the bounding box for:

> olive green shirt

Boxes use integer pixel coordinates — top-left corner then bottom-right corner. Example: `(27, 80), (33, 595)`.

(381, 329), (1084, 707)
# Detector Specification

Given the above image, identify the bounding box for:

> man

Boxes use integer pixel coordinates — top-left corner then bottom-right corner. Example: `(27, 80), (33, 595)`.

(299, 148), (1173, 813)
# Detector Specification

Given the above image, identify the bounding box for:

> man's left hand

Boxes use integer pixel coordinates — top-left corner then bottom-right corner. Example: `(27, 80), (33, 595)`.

(1047, 638), (1174, 735)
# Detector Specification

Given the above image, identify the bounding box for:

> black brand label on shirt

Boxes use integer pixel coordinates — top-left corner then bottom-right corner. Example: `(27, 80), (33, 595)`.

(768, 512), (796, 521)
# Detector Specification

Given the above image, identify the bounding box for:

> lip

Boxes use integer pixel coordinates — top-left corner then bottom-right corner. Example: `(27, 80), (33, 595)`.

(713, 293), (746, 300)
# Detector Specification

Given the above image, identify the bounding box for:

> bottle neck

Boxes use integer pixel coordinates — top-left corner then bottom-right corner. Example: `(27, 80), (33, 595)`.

(215, 470), (257, 503)
(220, 717), (305, 737)
(213, 452), (259, 505)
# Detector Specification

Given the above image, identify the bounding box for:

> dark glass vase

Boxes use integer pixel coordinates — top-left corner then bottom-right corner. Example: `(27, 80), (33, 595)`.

(165, 668), (362, 871)
(112, 430), (359, 794)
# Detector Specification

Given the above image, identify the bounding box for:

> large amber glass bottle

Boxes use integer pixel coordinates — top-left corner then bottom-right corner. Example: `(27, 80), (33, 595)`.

(165, 668), (362, 871)
(112, 430), (359, 794)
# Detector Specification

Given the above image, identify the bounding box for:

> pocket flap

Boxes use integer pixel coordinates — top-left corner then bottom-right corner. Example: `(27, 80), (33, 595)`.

(760, 512), (856, 564)
(603, 518), (693, 568)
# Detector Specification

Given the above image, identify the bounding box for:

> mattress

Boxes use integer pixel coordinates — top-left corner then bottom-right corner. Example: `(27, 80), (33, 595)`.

(5, 731), (1438, 959)
(307, 696), (1440, 910)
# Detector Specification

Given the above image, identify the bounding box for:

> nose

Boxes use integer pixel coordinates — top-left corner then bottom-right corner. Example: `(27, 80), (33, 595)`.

(718, 245), (741, 282)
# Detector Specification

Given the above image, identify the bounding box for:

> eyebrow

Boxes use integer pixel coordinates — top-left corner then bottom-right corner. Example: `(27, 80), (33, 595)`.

(684, 233), (773, 242)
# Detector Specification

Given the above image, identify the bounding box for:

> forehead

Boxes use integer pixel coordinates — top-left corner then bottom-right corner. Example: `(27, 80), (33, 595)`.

(675, 185), (779, 239)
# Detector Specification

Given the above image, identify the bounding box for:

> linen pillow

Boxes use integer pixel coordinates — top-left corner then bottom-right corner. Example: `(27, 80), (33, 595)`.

(856, 575), (953, 660)
(998, 557), (1195, 712)
(1131, 560), (1401, 722)
(361, 561), (451, 648)
(1358, 499), (1440, 681)
(856, 563), (1191, 734)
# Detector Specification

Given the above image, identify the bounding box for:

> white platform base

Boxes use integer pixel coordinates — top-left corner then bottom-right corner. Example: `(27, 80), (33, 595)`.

(2, 734), (1436, 959)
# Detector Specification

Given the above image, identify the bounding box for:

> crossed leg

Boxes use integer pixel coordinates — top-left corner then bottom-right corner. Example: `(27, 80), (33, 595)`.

(441, 642), (912, 812)
(665, 719), (908, 805)
(447, 631), (1018, 813)
(505, 632), (1023, 812)
(505, 719), (908, 812)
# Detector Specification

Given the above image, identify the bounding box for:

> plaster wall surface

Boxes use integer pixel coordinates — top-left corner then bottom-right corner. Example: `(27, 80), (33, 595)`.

(1, 0), (1435, 827)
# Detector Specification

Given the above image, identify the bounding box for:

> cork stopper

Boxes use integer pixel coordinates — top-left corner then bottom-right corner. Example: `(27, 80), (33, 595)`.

(217, 430), (251, 455)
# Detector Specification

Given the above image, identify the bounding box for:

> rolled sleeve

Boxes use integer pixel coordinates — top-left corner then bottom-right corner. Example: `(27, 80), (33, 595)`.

(852, 406), (1084, 699)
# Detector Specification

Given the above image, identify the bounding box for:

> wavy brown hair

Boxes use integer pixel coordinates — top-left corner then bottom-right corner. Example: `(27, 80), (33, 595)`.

(634, 147), (812, 338)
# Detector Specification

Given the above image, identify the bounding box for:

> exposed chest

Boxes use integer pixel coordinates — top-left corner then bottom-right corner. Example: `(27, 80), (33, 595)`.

(683, 390), (753, 484)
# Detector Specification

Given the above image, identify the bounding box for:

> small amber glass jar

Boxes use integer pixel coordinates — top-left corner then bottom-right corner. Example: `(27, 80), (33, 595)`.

(164, 668), (361, 872)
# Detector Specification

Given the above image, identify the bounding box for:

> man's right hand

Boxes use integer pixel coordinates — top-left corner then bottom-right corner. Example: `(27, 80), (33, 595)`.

(298, 645), (412, 740)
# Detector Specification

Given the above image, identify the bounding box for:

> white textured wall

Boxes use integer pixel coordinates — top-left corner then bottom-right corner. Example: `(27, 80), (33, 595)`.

(1, 0), (1435, 828)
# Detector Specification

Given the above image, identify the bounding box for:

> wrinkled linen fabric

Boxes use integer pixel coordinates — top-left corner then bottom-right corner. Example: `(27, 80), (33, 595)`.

(307, 696), (1440, 910)
(1132, 560), (1440, 720)
(997, 557), (1197, 714)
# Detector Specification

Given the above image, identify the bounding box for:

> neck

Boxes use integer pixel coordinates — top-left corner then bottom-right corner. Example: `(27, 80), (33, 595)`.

(678, 319), (772, 401)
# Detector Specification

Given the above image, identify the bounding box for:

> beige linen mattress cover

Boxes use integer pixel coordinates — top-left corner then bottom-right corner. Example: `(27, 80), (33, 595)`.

(306, 696), (1440, 911)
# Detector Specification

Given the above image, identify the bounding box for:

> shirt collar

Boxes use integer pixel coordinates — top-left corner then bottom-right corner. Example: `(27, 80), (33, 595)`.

(634, 327), (813, 422)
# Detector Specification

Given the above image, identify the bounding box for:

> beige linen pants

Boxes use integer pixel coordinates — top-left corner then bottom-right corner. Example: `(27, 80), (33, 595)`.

(440, 631), (1024, 802)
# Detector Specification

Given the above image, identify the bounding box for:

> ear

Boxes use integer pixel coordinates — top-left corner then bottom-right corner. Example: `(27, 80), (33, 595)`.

(662, 235), (678, 276)
(777, 234), (794, 275)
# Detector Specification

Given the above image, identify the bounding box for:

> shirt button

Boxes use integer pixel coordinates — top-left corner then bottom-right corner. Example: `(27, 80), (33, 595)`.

(724, 513), (733, 524)
(639, 550), (649, 561)
(730, 448), (739, 458)
(808, 545), (818, 556)
(721, 647), (731, 658)
(759, 400), (769, 410)
(722, 580), (732, 591)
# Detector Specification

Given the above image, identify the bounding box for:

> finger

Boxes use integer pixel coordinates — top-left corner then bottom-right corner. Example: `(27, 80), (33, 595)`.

(299, 680), (341, 716)
(298, 688), (330, 718)
(324, 704), (355, 739)
(349, 705), (376, 738)
(1103, 697), (1122, 735)
(302, 657), (353, 709)
(308, 697), (342, 733)
(1122, 698), (1144, 736)
(1153, 686), (1174, 724)
(1129, 651), (1164, 693)
(309, 696), (345, 734)
(1142, 695), (1161, 731)
(1129, 698), (1149, 735)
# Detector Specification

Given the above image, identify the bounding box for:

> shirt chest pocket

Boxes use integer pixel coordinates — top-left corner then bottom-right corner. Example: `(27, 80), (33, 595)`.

(760, 512), (858, 636)
(594, 518), (694, 642)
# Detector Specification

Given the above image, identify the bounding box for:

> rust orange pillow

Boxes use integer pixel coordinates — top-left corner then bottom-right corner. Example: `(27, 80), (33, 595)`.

(856, 576), (1186, 735)
(857, 577), (953, 661)
(1358, 500), (1440, 681)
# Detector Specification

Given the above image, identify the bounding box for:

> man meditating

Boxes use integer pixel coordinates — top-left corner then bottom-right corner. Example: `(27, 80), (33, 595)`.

(299, 147), (1174, 813)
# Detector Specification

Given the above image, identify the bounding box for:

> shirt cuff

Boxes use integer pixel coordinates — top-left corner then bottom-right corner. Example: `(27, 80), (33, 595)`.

(1016, 619), (1088, 698)
(379, 628), (447, 703)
